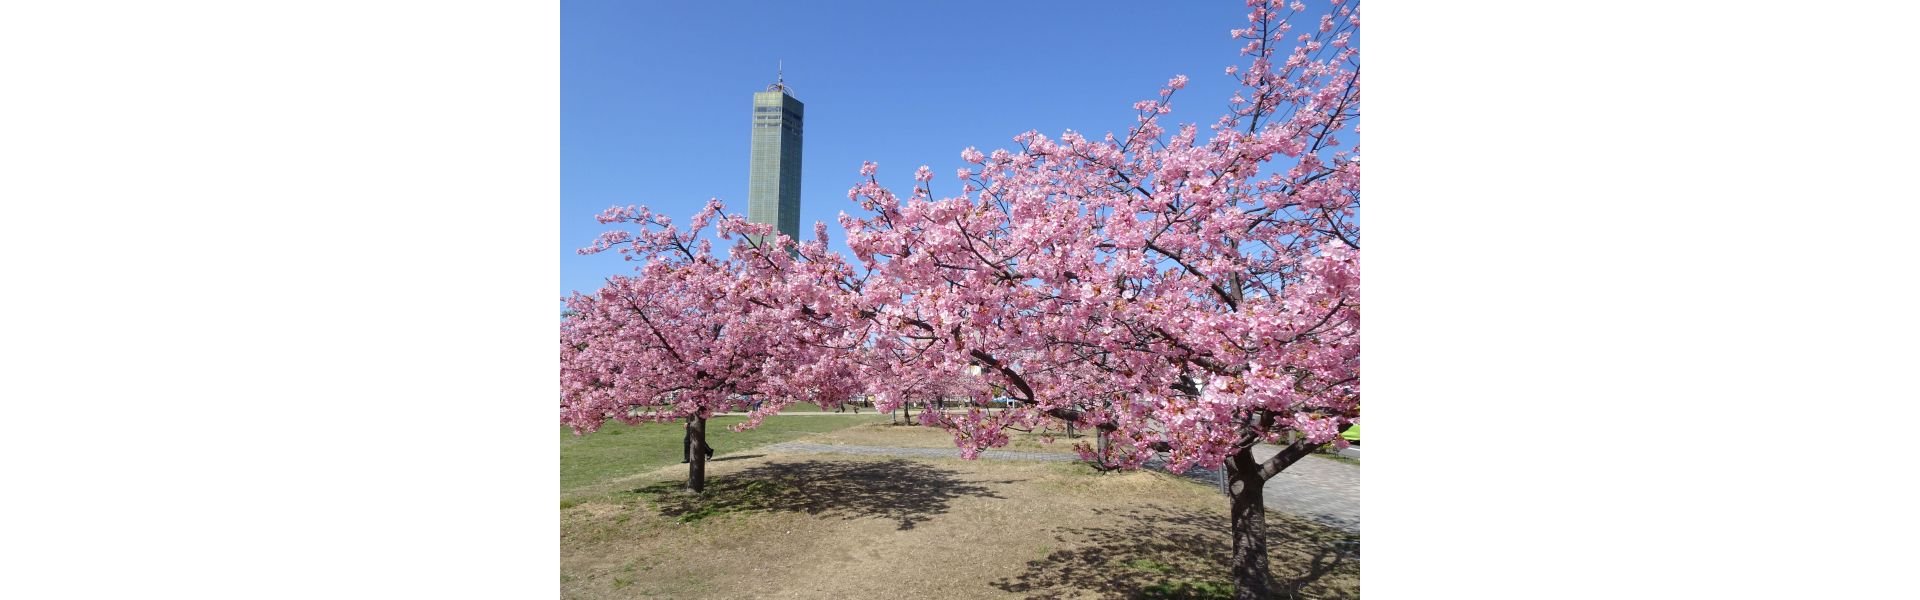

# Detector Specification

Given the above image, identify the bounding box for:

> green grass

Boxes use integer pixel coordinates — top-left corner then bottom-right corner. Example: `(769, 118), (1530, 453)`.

(1313, 451), (1359, 466)
(1125, 558), (1175, 574)
(560, 413), (885, 495)
(1139, 580), (1232, 600)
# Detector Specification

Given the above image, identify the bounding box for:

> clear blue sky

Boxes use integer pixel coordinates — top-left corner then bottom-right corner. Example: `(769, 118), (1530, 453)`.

(562, 0), (1332, 300)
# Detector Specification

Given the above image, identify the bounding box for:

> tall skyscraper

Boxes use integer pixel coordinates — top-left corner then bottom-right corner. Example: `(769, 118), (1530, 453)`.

(748, 69), (802, 243)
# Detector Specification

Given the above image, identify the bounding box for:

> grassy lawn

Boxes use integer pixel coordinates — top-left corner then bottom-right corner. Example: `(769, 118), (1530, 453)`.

(560, 452), (1359, 600)
(561, 413), (885, 498)
(1314, 451), (1360, 466)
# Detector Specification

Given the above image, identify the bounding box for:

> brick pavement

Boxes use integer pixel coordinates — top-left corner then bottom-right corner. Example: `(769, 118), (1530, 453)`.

(1250, 445), (1360, 533)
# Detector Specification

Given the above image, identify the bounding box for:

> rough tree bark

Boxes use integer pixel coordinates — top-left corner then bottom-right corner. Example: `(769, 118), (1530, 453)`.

(687, 416), (709, 493)
(1226, 445), (1276, 600)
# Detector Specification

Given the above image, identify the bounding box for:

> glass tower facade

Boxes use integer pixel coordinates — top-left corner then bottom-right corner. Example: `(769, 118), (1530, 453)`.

(748, 87), (803, 243)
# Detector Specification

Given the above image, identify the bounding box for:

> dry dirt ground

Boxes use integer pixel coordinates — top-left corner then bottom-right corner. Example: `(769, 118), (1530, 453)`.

(807, 420), (1086, 454)
(561, 424), (1358, 600)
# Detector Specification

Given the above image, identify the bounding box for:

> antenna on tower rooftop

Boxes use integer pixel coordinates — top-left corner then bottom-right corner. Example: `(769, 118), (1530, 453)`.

(767, 60), (791, 94)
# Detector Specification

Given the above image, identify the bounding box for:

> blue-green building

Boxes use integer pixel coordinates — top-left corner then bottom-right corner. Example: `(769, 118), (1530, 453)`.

(748, 76), (803, 243)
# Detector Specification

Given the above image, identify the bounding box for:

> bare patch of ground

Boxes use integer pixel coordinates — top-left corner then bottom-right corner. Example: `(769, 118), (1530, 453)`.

(561, 451), (1357, 600)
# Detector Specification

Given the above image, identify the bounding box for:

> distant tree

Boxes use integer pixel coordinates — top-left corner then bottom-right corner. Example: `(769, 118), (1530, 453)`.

(875, 371), (981, 427)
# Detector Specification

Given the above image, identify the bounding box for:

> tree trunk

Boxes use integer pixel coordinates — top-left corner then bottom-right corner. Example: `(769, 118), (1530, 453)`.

(687, 416), (709, 493)
(902, 402), (912, 424)
(1226, 445), (1275, 600)
(1095, 428), (1111, 464)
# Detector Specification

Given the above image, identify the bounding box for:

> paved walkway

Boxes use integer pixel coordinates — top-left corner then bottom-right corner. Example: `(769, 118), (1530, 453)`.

(765, 441), (1074, 461)
(761, 441), (1359, 533)
(708, 412), (874, 417)
(707, 409), (983, 417)
(1249, 444), (1360, 533)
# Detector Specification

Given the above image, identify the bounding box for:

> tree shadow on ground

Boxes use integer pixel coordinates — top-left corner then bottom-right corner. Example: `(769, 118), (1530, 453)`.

(707, 453), (764, 462)
(634, 459), (1006, 530)
(991, 504), (1360, 600)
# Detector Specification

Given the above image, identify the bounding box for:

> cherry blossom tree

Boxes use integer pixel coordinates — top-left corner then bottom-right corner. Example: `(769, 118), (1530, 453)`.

(560, 201), (866, 492)
(879, 368), (983, 426)
(836, 1), (1359, 596)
